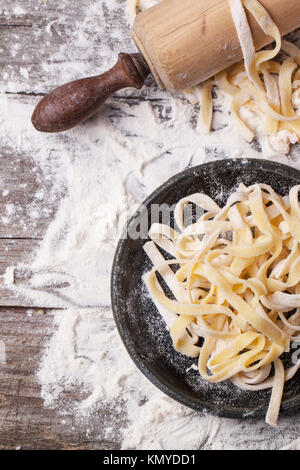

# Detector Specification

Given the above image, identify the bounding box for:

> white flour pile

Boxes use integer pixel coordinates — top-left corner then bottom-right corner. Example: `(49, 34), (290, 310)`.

(1, 0), (300, 450)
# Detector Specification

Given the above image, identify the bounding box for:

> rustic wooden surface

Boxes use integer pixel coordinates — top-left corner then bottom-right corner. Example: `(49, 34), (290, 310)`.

(0, 0), (300, 451)
(0, 0), (136, 449)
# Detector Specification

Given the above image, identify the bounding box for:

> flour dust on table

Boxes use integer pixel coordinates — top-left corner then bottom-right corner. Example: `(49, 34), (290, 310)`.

(1, 0), (300, 450)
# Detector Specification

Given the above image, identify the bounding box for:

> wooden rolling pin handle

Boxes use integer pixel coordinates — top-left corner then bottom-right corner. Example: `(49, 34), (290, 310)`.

(31, 53), (150, 133)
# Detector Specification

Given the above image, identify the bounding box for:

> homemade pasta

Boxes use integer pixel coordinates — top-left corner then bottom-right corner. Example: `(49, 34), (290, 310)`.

(143, 183), (300, 426)
(128, 0), (300, 151)
(128, 0), (141, 20)
(197, 0), (300, 143)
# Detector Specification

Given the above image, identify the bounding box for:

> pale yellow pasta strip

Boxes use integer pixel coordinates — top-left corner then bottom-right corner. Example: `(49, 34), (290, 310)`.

(128, 0), (141, 20)
(279, 58), (298, 117)
(198, 82), (213, 133)
(263, 70), (280, 135)
(243, 0), (281, 68)
(265, 358), (285, 427)
(170, 315), (200, 358)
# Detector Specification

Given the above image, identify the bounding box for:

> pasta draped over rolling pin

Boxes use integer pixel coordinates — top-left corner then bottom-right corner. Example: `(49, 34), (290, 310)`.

(128, 0), (300, 151)
(191, 0), (300, 144)
(190, 0), (300, 145)
(143, 183), (300, 426)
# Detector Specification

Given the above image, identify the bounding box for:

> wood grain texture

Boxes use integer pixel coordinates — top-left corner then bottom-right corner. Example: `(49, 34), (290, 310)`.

(0, 0), (137, 448)
(0, 308), (124, 449)
(0, 0), (299, 451)
(31, 53), (150, 132)
(0, 239), (40, 307)
(0, 0), (134, 94)
(133, 0), (300, 90)
(0, 148), (62, 239)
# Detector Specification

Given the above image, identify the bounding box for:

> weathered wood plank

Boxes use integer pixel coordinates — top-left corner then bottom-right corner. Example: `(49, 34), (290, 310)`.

(0, 0), (135, 94)
(0, 308), (123, 449)
(0, 147), (62, 239)
(0, 90), (176, 307)
(0, 239), (41, 307)
(0, 0), (120, 23)
(0, 91), (170, 238)
(0, 0), (299, 451)
(0, 0), (300, 96)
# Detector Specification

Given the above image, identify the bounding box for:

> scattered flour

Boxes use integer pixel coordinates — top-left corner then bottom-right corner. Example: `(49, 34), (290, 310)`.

(280, 438), (300, 450)
(1, 0), (300, 450)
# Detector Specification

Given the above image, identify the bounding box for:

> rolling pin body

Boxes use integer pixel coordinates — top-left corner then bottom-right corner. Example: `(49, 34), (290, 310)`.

(32, 0), (300, 132)
(132, 0), (300, 91)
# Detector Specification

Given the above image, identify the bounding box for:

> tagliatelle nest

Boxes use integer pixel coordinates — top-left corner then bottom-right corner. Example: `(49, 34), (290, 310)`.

(144, 183), (300, 427)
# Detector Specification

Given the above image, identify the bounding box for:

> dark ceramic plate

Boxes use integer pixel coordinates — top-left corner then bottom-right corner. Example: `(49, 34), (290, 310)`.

(111, 158), (300, 419)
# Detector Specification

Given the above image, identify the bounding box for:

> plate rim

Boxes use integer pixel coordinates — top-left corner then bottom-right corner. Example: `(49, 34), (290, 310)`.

(111, 158), (300, 420)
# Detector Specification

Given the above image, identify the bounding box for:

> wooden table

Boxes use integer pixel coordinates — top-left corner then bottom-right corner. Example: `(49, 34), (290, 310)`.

(0, 0), (140, 449)
(1, 0), (300, 450)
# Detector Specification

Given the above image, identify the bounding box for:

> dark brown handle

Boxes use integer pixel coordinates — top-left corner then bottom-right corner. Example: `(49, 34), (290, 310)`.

(31, 53), (150, 133)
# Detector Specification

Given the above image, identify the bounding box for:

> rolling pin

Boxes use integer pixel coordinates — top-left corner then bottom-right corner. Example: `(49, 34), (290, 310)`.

(32, 0), (300, 133)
